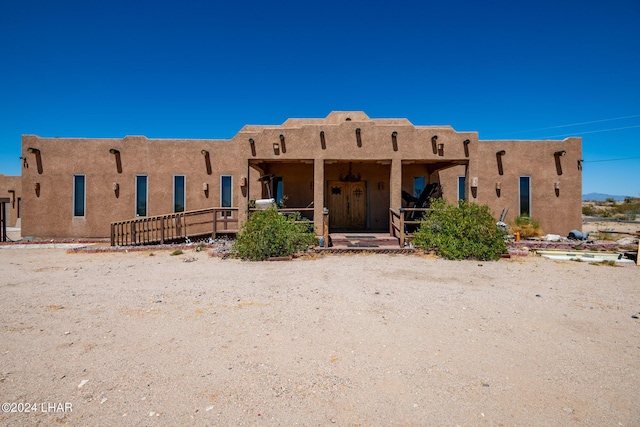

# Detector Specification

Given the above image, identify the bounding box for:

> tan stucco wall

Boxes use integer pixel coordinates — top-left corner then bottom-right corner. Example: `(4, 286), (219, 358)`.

(0, 174), (22, 227)
(19, 111), (582, 238)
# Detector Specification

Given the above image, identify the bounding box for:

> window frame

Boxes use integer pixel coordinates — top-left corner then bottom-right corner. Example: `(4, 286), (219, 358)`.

(173, 175), (186, 213)
(73, 174), (86, 217)
(413, 176), (425, 199)
(458, 176), (466, 201)
(135, 175), (148, 217)
(519, 176), (532, 216)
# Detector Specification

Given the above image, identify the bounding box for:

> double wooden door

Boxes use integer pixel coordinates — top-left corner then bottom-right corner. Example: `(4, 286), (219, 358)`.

(327, 181), (367, 230)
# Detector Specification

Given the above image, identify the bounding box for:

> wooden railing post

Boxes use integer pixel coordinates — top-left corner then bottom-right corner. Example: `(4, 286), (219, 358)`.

(399, 208), (405, 247)
(212, 209), (217, 239)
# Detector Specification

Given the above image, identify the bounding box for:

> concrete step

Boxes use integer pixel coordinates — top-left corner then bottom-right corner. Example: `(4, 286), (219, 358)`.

(329, 233), (401, 248)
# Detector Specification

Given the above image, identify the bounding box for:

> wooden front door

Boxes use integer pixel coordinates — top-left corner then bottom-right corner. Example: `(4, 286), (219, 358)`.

(327, 181), (367, 230)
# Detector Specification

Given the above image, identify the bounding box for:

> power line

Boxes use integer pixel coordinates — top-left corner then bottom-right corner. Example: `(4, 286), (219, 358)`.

(539, 124), (640, 139)
(583, 156), (640, 163)
(491, 114), (640, 137)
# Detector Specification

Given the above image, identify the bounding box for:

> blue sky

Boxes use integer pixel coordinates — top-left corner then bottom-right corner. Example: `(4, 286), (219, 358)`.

(1, 0), (638, 196)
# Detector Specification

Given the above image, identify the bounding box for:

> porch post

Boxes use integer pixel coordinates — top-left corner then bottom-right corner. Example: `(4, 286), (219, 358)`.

(313, 159), (324, 236)
(390, 159), (402, 215)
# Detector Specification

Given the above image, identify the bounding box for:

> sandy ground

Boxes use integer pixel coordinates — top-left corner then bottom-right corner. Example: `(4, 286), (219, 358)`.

(0, 248), (639, 427)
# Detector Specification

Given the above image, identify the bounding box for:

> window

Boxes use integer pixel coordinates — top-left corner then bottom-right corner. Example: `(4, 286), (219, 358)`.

(458, 176), (466, 201)
(413, 176), (425, 199)
(136, 175), (148, 217)
(272, 176), (284, 204)
(221, 175), (232, 207)
(73, 175), (85, 217)
(519, 176), (531, 216)
(174, 175), (185, 213)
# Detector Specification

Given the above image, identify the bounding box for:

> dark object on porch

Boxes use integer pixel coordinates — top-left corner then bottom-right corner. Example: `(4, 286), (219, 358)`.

(401, 183), (443, 232)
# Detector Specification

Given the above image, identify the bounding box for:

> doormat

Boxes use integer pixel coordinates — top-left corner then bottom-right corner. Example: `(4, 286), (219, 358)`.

(347, 243), (379, 248)
(345, 235), (376, 239)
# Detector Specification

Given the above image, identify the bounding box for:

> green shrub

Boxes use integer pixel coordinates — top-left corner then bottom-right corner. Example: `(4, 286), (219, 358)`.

(232, 207), (317, 260)
(170, 249), (183, 256)
(412, 199), (506, 261)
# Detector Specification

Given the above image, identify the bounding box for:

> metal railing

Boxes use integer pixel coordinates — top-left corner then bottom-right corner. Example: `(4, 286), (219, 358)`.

(110, 207), (238, 246)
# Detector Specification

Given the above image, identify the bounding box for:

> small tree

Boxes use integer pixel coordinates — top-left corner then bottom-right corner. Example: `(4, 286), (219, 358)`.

(412, 199), (506, 261)
(232, 207), (316, 261)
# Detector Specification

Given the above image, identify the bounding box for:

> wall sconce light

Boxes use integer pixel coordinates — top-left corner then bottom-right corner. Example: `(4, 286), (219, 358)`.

(437, 143), (444, 156)
(202, 183), (209, 191)
(240, 177), (247, 187)
(471, 177), (478, 187)
(495, 181), (501, 197)
(272, 142), (280, 155)
(34, 182), (40, 197)
(377, 182), (384, 190)
(109, 148), (120, 155)
(112, 182), (119, 191)
(27, 147), (40, 154)
(554, 182), (560, 190)
(554, 150), (566, 157)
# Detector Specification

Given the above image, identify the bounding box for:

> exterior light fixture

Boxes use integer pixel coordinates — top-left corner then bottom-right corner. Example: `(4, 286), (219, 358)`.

(273, 142), (280, 155)
(112, 182), (119, 191)
(554, 182), (560, 190)
(495, 182), (501, 190)
(392, 131), (398, 137)
(554, 150), (566, 156)
(109, 148), (120, 155)
(249, 138), (255, 145)
(201, 149), (209, 156)
(496, 150), (506, 156)
(471, 177), (478, 188)
(463, 139), (470, 145)
(202, 183), (209, 191)
(27, 147), (40, 154)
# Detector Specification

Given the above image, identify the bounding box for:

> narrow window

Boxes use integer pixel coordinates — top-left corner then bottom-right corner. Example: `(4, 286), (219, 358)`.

(413, 176), (425, 199)
(73, 175), (85, 217)
(174, 175), (185, 213)
(17, 198), (21, 218)
(136, 175), (148, 217)
(519, 176), (531, 216)
(458, 176), (466, 201)
(272, 176), (284, 204)
(221, 175), (232, 217)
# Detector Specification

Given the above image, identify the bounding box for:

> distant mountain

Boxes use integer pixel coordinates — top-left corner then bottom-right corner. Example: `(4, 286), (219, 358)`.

(582, 193), (627, 201)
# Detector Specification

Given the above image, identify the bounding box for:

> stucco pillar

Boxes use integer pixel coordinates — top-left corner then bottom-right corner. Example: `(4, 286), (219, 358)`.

(313, 159), (324, 235)
(390, 159), (402, 212)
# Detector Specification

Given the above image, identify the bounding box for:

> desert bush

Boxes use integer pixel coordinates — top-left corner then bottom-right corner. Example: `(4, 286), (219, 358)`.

(510, 214), (543, 238)
(232, 206), (316, 261)
(582, 205), (598, 216)
(412, 199), (506, 261)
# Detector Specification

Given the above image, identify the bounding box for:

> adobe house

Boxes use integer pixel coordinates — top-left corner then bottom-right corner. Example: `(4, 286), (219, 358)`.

(16, 111), (582, 241)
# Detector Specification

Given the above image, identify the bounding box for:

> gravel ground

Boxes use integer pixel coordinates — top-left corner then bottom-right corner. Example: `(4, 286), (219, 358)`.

(1, 248), (639, 426)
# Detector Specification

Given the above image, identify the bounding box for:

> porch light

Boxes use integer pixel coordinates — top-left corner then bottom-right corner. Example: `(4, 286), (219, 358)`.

(554, 182), (560, 190)
(273, 142), (280, 155)
(554, 150), (566, 156)
(109, 148), (120, 155)
(202, 183), (209, 191)
(437, 143), (444, 155)
(112, 182), (119, 192)
(495, 182), (501, 190)
(471, 177), (478, 188)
